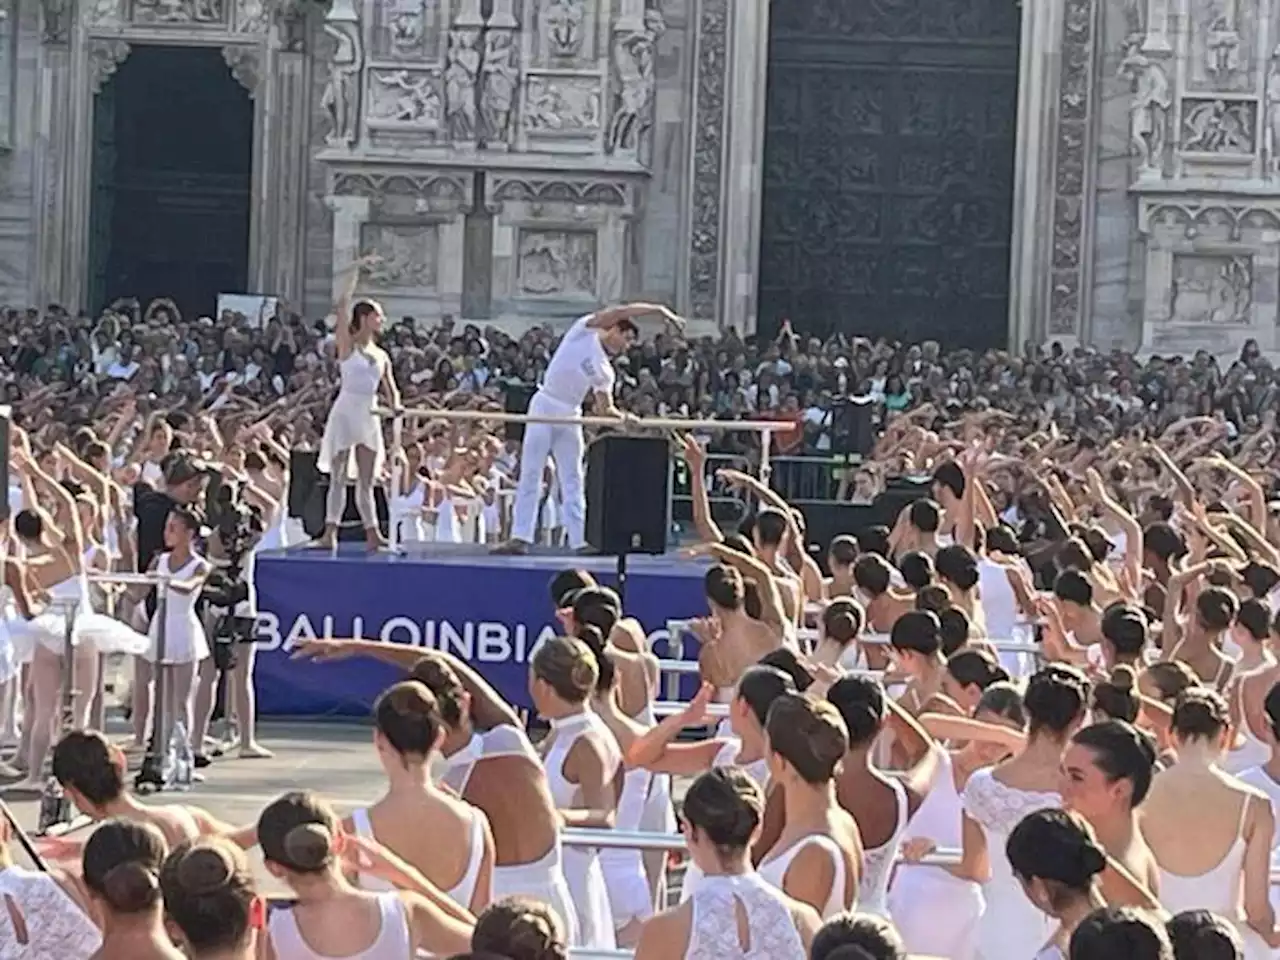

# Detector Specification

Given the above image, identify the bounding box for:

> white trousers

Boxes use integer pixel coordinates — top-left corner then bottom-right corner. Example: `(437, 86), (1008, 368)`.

(511, 391), (586, 548)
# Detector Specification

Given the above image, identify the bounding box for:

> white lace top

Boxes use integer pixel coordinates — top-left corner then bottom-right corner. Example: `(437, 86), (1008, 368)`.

(685, 873), (806, 960)
(0, 865), (101, 958)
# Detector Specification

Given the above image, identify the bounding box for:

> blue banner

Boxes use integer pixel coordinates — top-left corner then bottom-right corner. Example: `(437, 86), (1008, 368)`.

(251, 549), (710, 717)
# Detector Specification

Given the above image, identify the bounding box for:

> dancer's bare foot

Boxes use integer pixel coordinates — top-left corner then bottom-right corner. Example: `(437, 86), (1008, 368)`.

(365, 529), (390, 552)
(239, 743), (274, 759)
(311, 527), (338, 550)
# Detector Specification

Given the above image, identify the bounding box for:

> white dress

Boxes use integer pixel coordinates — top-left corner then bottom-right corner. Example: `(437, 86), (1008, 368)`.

(0, 579), (20, 683)
(684, 873), (807, 960)
(599, 766), (655, 929)
(266, 890), (411, 960)
(758, 832), (850, 920)
(961, 768), (1060, 960)
(889, 752), (984, 960)
(145, 554), (210, 664)
(319, 347), (386, 481)
(858, 777), (910, 917)
(440, 725), (579, 944)
(0, 865), (101, 958)
(389, 480), (427, 544)
(543, 709), (620, 949)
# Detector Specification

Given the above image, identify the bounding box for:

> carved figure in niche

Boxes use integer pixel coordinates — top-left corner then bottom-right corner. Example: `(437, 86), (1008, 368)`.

(480, 31), (519, 145)
(322, 20), (362, 146)
(1119, 40), (1170, 176)
(132, 0), (222, 24)
(1206, 13), (1240, 78)
(1171, 256), (1253, 325)
(607, 8), (665, 154)
(389, 0), (425, 53)
(545, 0), (585, 58)
(371, 70), (442, 126)
(519, 232), (595, 296)
(41, 0), (72, 40)
(234, 0), (265, 32)
(444, 29), (480, 141)
(1266, 60), (1280, 175)
(1183, 99), (1253, 152)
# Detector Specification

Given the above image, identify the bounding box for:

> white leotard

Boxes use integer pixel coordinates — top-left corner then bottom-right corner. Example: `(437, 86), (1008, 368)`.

(350, 803), (488, 910)
(858, 777), (909, 917)
(757, 833), (849, 920)
(543, 709), (620, 949)
(146, 553), (210, 664)
(0, 865), (101, 958)
(266, 891), (411, 960)
(684, 872), (807, 960)
(319, 347), (387, 480)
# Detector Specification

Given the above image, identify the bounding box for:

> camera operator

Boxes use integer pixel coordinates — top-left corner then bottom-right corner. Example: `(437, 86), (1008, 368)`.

(192, 472), (272, 764)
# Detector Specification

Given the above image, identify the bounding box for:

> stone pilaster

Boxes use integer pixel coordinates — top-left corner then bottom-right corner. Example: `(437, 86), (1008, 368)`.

(33, 0), (81, 309)
(682, 0), (727, 326)
(325, 193), (370, 301)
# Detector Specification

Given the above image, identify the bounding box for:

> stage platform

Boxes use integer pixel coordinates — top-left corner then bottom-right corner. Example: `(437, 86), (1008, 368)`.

(252, 542), (710, 717)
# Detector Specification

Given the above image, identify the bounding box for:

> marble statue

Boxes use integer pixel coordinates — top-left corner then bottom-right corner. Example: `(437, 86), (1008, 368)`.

(1206, 14), (1240, 78)
(545, 0), (585, 58)
(444, 29), (480, 142)
(1120, 41), (1170, 176)
(480, 31), (519, 146)
(322, 19), (363, 147)
(608, 9), (665, 154)
(1267, 60), (1280, 175)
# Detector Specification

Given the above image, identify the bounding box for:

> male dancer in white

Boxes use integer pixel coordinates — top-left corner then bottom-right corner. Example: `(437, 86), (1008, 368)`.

(493, 303), (683, 556)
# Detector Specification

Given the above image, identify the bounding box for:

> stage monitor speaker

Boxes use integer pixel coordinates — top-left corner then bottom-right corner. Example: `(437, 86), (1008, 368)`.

(300, 475), (391, 542)
(0, 405), (9, 522)
(586, 435), (669, 556)
(288, 450), (320, 520)
(831, 397), (876, 458)
(504, 382), (536, 443)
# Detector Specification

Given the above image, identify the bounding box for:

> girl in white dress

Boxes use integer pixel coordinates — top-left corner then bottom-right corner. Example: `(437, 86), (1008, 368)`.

(258, 791), (473, 960)
(960, 664), (1091, 960)
(758, 692), (861, 920)
(82, 818), (183, 960)
(1006, 808), (1108, 960)
(1143, 688), (1280, 957)
(315, 256), (401, 552)
(529, 635), (622, 949)
(633, 767), (819, 959)
(345, 680), (494, 916)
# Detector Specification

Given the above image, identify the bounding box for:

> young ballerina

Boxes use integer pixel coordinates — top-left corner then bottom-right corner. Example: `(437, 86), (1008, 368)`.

(83, 818), (184, 960)
(159, 838), (266, 960)
(633, 767), (819, 959)
(314, 255), (402, 552)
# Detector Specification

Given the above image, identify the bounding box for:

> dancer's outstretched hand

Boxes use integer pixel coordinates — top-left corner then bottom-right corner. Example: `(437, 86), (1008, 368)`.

(290, 638), (351, 662)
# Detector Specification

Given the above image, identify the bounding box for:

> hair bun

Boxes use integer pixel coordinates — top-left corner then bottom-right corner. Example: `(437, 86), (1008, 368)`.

(177, 846), (234, 895)
(100, 861), (160, 912)
(1111, 664), (1135, 693)
(282, 823), (333, 871)
(1080, 842), (1107, 876)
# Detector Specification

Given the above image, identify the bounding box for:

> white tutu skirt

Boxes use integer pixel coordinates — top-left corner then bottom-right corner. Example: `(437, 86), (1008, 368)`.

(8, 612), (150, 660)
(318, 391), (384, 481)
(890, 866), (984, 960)
(0, 620), (17, 684)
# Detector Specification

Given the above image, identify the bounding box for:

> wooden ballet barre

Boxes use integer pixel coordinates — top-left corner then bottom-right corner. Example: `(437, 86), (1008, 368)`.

(376, 406), (784, 433)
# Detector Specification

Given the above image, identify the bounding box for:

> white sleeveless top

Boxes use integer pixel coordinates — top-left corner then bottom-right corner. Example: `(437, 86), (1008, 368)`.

(267, 891), (411, 960)
(1157, 794), (1252, 917)
(1225, 716), (1273, 775)
(0, 865), (101, 958)
(977, 560), (1020, 641)
(757, 833), (849, 920)
(685, 873), (807, 960)
(338, 348), (383, 398)
(543, 710), (622, 809)
(147, 553), (209, 664)
(351, 803), (487, 910)
(858, 777), (910, 916)
(390, 480), (427, 543)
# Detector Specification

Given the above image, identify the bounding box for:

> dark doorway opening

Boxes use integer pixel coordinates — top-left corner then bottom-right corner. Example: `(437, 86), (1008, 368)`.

(88, 44), (253, 318)
(757, 2), (1021, 349)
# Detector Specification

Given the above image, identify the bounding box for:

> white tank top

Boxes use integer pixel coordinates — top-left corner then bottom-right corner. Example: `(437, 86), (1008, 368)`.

(685, 873), (807, 960)
(267, 891), (411, 960)
(154, 554), (202, 630)
(543, 710), (622, 809)
(338, 348), (383, 398)
(1157, 794), (1252, 919)
(758, 832), (849, 920)
(350, 804), (487, 910)
(977, 560), (1020, 641)
(0, 865), (101, 958)
(858, 777), (910, 916)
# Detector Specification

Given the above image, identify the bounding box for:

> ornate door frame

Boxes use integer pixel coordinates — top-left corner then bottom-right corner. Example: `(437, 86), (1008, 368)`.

(682, 0), (1100, 347)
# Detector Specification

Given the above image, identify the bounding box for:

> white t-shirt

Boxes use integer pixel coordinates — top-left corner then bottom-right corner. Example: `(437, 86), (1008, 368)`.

(538, 315), (613, 409)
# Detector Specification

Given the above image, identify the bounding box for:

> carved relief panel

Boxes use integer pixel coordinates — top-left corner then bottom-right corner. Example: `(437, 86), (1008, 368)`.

(129, 0), (228, 27)
(517, 229), (597, 297)
(529, 0), (599, 64)
(1184, 0), (1255, 95)
(360, 223), (440, 289)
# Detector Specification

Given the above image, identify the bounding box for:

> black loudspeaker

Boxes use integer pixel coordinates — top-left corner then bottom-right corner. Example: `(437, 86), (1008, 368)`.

(504, 382), (536, 443)
(831, 397), (876, 457)
(288, 450), (319, 519)
(299, 475), (391, 542)
(586, 435), (669, 555)
(0, 406), (9, 522)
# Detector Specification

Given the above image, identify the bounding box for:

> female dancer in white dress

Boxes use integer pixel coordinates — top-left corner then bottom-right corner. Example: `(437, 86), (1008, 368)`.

(138, 506), (211, 759)
(315, 255), (402, 552)
(758, 692), (861, 920)
(1223, 598), (1280, 775)
(959, 663), (1091, 960)
(345, 680), (494, 915)
(529, 635), (621, 949)
(1006, 808), (1108, 960)
(388, 445), (429, 545)
(257, 790), (473, 959)
(1143, 688), (1280, 956)
(633, 767), (819, 960)
(7, 446), (149, 792)
(82, 818), (184, 960)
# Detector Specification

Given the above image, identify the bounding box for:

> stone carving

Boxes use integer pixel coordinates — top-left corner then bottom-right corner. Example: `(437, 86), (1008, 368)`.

(1170, 254), (1253, 325)
(1266, 61), (1280, 175)
(88, 39), (131, 93)
(444, 29), (481, 142)
(607, 9), (665, 155)
(387, 0), (427, 55)
(480, 31), (519, 145)
(86, 0), (124, 30)
(332, 171), (469, 210)
(234, 0), (267, 33)
(368, 69), (443, 129)
(518, 230), (597, 297)
(273, 0), (309, 53)
(131, 0), (224, 25)
(544, 0), (585, 58)
(688, 0), (727, 322)
(1206, 13), (1240, 79)
(1138, 198), (1280, 237)
(40, 0), (71, 44)
(491, 177), (629, 206)
(524, 75), (602, 134)
(322, 15), (363, 146)
(360, 224), (439, 289)
(1181, 98), (1256, 154)
(222, 45), (260, 97)
(1119, 40), (1171, 176)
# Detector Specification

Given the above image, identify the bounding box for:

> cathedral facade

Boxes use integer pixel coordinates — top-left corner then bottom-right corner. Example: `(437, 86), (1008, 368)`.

(0, 0), (1277, 354)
